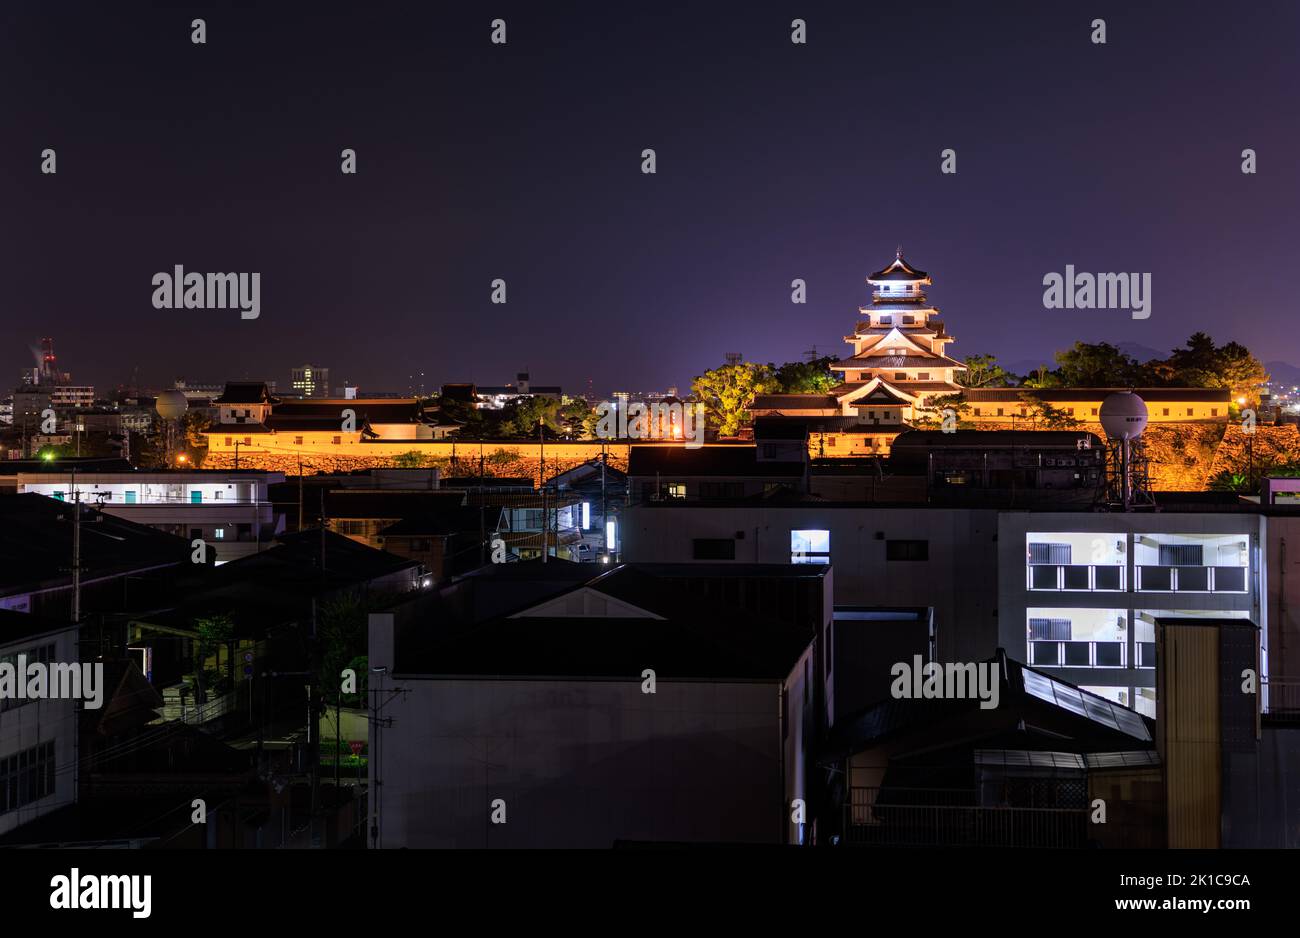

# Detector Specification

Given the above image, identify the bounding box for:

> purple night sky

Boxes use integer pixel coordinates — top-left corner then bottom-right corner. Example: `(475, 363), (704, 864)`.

(2, 0), (1298, 397)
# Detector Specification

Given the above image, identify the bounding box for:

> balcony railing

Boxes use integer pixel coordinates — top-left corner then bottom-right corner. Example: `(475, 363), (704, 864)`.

(1135, 565), (1247, 593)
(1027, 563), (1125, 591)
(844, 787), (1086, 848)
(1262, 676), (1300, 716)
(1028, 639), (1126, 668)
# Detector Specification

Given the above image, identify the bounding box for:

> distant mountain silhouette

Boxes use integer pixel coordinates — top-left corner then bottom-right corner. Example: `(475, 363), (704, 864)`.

(1265, 361), (1300, 389)
(1115, 342), (1167, 363)
(1001, 342), (1167, 380)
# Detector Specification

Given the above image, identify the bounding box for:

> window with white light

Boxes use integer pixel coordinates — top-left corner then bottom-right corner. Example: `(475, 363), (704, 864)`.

(791, 529), (830, 564)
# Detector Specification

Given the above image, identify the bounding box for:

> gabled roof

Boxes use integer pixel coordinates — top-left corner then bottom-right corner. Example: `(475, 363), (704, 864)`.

(397, 564), (817, 681)
(843, 326), (933, 357)
(214, 382), (279, 405)
(867, 254), (930, 283)
(832, 377), (920, 405)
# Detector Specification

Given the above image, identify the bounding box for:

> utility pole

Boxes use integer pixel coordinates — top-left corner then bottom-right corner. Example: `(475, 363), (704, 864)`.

(71, 466), (81, 624)
(297, 453), (304, 532)
(601, 440), (608, 561)
(234, 439), (240, 470)
(320, 489), (327, 572)
(309, 598), (321, 841)
(539, 419), (547, 563)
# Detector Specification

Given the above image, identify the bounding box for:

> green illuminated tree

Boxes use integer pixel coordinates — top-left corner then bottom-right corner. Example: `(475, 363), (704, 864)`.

(692, 361), (780, 436)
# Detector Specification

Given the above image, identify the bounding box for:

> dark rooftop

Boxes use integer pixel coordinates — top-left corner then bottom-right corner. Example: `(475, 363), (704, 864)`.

(628, 445), (805, 477)
(892, 429), (1105, 448)
(213, 382), (278, 405)
(0, 494), (191, 596)
(397, 563), (821, 681)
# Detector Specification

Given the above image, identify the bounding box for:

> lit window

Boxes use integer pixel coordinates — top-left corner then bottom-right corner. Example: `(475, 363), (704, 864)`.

(214, 529), (225, 540)
(791, 529), (830, 564)
(666, 483), (686, 499)
(582, 502), (591, 529)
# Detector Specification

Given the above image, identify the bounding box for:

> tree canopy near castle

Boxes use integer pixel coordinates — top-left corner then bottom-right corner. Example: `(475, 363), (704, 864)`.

(692, 361), (781, 436)
(956, 354), (1016, 389)
(693, 356), (840, 435)
(977, 333), (1267, 402)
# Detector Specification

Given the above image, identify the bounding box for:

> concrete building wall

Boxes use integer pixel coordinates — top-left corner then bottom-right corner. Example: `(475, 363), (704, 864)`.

(0, 626), (78, 837)
(1260, 515), (1300, 707)
(372, 677), (786, 848)
(623, 505), (999, 663)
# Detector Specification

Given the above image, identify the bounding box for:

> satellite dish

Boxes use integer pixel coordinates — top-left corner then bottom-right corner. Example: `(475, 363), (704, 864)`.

(155, 389), (189, 420)
(1099, 391), (1147, 441)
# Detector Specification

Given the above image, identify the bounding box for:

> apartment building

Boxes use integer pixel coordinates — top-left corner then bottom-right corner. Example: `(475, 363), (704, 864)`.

(15, 470), (285, 564)
(0, 611), (78, 837)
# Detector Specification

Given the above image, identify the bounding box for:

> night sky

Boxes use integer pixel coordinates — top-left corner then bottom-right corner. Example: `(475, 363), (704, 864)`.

(3, 1), (1298, 397)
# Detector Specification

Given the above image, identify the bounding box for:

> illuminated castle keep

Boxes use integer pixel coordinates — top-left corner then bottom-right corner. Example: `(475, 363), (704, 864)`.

(832, 252), (965, 405)
(751, 251), (966, 455)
